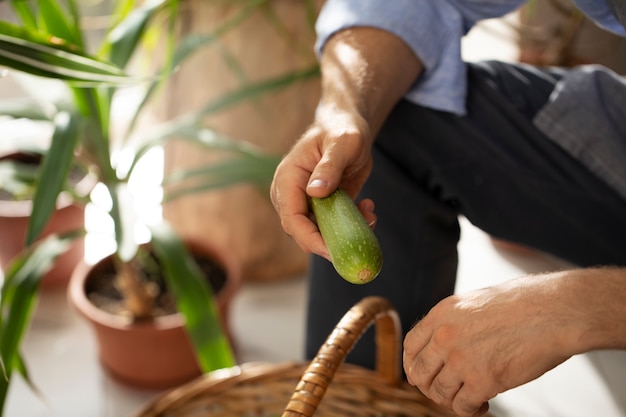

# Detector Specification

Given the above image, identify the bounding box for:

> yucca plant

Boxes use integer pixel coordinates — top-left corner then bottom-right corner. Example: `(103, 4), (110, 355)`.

(0, 0), (319, 414)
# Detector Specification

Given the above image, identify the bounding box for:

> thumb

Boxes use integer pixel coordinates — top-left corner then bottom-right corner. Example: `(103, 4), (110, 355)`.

(306, 154), (345, 199)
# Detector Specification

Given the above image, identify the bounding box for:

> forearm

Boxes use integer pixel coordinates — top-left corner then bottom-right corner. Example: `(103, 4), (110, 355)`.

(316, 27), (423, 140)
(403, 265), (626, 415)
(563, 267), (626, 352)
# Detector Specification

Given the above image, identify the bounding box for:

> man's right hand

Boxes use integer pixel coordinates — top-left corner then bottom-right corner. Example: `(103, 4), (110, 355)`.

(270, 27), (423, 258)
(270, 108), (375, 261)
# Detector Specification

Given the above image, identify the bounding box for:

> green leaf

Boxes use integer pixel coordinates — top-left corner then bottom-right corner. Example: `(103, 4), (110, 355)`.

(163, 153), (280, 203)
(68, 87), (115, 180)
(34, 0), (84, 49)
(0, 32), (132, 84)
(100, 0), (168, 68)
(124, 125), (250, 178)
(9, 1), (38, 30)
(0, 232), (77, 411)
(149, 222), (236, 372)
(194, 64), (320, 120)
(26, 111), (82, 245)
(109, 0), (138, 26)
(12, 353), (44, 404)
(261, 2), (311, 58)
(0, 158), (40, 199)
(127, 64), (320, 159)
(303, 0), (319, 32)
(122, 1), (293, 143)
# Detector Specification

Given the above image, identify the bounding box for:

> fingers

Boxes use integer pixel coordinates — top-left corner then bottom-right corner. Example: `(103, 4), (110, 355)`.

(422, 360), (488, 417)
(406, 353), (490, 417)
(452, 385), (490, 417)
(270, 166), (330, 261)
(403, 319), (432, 384)
(403, 316), (491, 417)
(306, 131), (366, 199)
(270, 118), (374, 259)
(357, 198), (377, 228)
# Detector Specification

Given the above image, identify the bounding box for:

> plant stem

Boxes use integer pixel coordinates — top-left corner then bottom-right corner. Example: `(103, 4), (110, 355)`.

(113, 256), (156, 321)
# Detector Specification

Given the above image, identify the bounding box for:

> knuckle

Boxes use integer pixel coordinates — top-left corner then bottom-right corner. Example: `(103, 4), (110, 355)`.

(405, 355), (432, 390)
(453, 385), (491, 417)
(431, 323), (458, 347)
(429, 380), (453, 406)
(413, 353), (432, 376)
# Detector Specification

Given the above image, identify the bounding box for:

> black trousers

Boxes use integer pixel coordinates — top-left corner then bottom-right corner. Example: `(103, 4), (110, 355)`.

(305, 61), (626, 369)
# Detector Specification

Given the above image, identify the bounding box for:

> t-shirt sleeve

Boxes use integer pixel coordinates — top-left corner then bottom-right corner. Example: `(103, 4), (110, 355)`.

(315, 0), (526, 115)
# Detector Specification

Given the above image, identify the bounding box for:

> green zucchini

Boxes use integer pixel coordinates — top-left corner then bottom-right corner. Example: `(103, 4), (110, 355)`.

(310, 188), (383, 284)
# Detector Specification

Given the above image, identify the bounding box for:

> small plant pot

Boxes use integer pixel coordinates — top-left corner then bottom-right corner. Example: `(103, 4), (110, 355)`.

(0, 152), (94, 288)
(0, 198), (85, 288)
(67, 238), (241, 390)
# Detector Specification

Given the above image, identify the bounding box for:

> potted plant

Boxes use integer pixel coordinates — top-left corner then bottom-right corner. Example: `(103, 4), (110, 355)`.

(0, 130), (95, 288)
(0, 0), (311, 412)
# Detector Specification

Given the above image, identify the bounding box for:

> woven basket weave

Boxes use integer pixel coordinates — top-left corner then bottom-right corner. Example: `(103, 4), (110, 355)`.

(133, 296), (472, 417)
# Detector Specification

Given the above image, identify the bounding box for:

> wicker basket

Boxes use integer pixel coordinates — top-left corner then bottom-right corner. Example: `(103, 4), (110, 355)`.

(133, 296), (471, 417)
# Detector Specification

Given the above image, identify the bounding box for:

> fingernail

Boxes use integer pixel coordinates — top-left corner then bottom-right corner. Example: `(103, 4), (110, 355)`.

(308, 179), (328, 189)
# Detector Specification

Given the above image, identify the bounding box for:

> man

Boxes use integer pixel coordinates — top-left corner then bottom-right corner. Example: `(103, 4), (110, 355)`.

(270, 1), (626, 416)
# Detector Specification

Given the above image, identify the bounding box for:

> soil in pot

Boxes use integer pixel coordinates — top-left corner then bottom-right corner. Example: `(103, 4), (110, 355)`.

(69, 243), (240, 391)
(85, 252), (228, 319)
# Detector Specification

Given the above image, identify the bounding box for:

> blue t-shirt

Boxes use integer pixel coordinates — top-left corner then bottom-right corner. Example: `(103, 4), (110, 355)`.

(315, 0), (625, 115)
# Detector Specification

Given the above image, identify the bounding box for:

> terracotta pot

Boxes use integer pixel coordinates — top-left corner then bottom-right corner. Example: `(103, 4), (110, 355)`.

(0, 199), (85, 289)
(0, 152), (93, 288)
(67, 238), (241, 391)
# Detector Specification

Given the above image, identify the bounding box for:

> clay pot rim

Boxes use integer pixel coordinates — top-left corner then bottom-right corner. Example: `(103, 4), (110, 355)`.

(0, 165), (98, 218)
(68, 238), (242, 331)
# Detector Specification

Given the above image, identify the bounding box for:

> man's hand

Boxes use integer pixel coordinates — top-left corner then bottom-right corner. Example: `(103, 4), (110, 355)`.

(270, 110), (374, 260)
(270, 27), (423, 257)
(403, 272), (591, 417)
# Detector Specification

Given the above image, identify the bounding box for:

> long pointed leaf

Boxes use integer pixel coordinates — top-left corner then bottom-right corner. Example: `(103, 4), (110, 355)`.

(127, 64), (320, 165)
(122, 0), (272, 143)
(69, 87), (118, 184)
(125, 125), (257, 179)
(9, 1), (38, 30)
(100, 0), (168, 68)
(123, 32), (219, 142)
(194, 64), (320, 120)
(12, 353), (44, 403)
(303, 0), (319, 32)
(261, 2), (311, 58)
(0, 233), (77, 411)
(121, 1), (185, 142)
(0, 159), (41, 199)
(0, 33), (132, 84)
(163, 154), (279, 203)
(35, 0), (83, 48)
(26, 111), (81, 245)
(109, 0), (138, 26)
(149, 222), (236, 372)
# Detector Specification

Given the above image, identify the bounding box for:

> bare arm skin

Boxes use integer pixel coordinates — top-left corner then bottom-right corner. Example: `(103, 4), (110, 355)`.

(270, 22), (626, 417)
(403, 267), (626, 417)
(269, 27), (423, 260)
